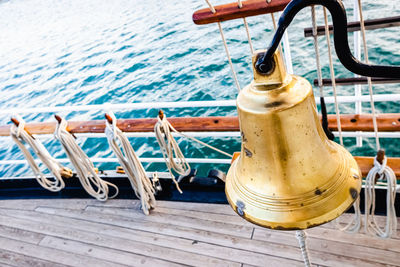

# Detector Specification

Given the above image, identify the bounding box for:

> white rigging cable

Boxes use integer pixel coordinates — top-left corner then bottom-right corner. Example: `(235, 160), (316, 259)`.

(205, 0), (241, 92)
(105, 112), (156, 215)
(10, 116), (71, 192)
(238, 0), (254, 54)
(311, 6), (361, 233)
(323, 7), (343, 146)
(357, 0), (396, 238)
(55, 116), (118, 201)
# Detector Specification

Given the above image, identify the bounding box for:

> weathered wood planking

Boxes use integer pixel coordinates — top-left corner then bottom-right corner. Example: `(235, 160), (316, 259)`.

(0, 199), (399, 267)
(1, 114), (399, 136)
(192, 0), (291, 25)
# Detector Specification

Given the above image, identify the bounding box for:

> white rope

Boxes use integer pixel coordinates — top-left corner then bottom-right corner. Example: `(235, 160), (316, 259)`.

(335, 196), (362, 233)
(364, 156), (397, 238)
(323, 7), (343, 146)
(154, 113), (233, 192)
(314, 5), (361, 233)
(357, 0), (380, 150)
(270, 13), (285, 63)
(55, 116), (118, 201)
(205, 0), (241, 92)
(105, 112), (156, 215)
(295, 230), (312, 267)
(238, 0), (254, 54)
(311, 6), (324, 98)
(154, 115), (187, 194)
(10, 116), (70, 192)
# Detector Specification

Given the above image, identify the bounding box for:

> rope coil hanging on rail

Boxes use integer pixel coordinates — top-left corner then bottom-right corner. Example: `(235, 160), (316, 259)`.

(10, 115), (72, 192)
(105, 112), (156, 215)
(54, 115), (118, 201)
(364, 154), (397, 238)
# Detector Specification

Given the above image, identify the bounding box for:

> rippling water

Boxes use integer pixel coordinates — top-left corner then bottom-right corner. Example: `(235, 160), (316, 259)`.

(0, 0), (399, 177)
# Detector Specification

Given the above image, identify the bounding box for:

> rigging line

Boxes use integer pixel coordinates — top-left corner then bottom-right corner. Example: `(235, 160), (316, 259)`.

(315, 5), (359, 232)
(357, 0), (380, 150)
(105, 112), (156, 215)
(205, 0), (241, 92)
(238, 0), (254, 54)
(311, 6), (334, 141)
(311, 6), (324, 97)
(271, 13), (284, 57)
(323, 7), (343, 146)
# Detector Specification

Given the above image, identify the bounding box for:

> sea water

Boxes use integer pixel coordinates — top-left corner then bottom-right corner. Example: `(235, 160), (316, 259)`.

(0, 0), (399, 178)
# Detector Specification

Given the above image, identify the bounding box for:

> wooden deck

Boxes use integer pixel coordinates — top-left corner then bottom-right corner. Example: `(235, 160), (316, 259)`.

(0, 199), (398, 267)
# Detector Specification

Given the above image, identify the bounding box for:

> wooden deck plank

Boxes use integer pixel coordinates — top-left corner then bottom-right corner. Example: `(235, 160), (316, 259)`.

(39, 236), (185, 267)
(0, 224), (45, 245)
(84, 206), (254, 239)
(149, 206), (249, 226)
(253, 228), (400, 266)
(96, 200), (238, 216)
(0, 208), (301, 267)
(31, 206), (392, 267)
(0, 198), (91, 210)
(0, 250), (68, 267)
(0, 199), (398, 267)
(0, 236), (126, 267)
(0, 211), (242, 267)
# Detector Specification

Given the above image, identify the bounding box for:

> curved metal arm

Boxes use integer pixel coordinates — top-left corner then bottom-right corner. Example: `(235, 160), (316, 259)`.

(255, 0), (400, 78)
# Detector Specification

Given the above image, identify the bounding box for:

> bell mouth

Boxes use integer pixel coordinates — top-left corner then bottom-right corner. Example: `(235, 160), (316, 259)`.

(225, 142), (362, 230)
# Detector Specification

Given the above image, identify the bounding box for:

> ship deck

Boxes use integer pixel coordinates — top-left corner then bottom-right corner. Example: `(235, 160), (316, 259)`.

(0, 198), (398, 267)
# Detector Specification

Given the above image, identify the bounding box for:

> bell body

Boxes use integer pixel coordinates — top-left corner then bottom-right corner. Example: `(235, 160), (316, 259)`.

(226, 52), (361, 230)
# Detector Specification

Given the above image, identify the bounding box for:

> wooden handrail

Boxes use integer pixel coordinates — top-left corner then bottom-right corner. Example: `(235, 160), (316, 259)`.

(231, 152), (400, 178)
(192, 0), (290, 25)
(0, 114), (399, 136)
(304, 15), (400, 37)
(355, 156), (400, 179)
(314, 77), (400, 87)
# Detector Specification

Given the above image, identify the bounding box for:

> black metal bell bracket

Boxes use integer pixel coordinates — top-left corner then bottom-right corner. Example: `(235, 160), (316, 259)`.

(255, 0), (400, 79)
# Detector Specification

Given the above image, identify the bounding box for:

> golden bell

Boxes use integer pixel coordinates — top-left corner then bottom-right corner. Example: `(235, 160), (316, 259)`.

(225, 51), (361, 230)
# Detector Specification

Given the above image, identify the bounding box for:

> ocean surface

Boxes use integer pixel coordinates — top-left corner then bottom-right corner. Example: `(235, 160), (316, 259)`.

(0, 0), (399, 178)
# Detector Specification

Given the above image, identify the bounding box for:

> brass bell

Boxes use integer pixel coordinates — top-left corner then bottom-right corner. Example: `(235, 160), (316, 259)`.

(225, 51), (361, 230)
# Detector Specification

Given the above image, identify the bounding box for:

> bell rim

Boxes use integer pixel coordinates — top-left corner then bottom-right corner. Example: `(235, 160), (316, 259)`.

(225, 144), (362, 230)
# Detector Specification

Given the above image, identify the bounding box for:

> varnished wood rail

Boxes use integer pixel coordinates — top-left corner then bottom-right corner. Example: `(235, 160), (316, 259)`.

(0, 114), (399, 136)
(304, 15), (400, 37)
(192, 0), (290, 25)
(231, 152), (400, 178)
(314, 77), (400, 87)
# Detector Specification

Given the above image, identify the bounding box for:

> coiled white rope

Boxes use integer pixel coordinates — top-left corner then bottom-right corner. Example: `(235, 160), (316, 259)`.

(295, 230), (312, 267)
(154, 115), (187, 194)
(364, 156), (397, 238)
(154, 112), (232, 193)
(10, 116), (71, 192)
(55, 116), (118, 201)
(105, 112), (156, 215)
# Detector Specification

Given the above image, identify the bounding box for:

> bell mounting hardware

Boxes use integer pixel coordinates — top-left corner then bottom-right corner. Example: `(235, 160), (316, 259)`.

(255, 0), (400, 78)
